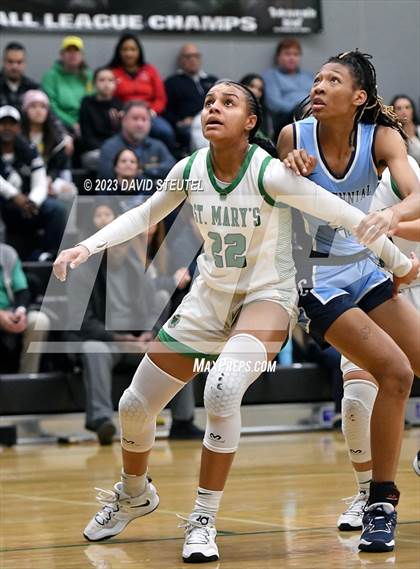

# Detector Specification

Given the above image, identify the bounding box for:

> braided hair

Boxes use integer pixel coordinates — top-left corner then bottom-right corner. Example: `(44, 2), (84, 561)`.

(296, 51), (407, 148)
(213, 79), (278, 157)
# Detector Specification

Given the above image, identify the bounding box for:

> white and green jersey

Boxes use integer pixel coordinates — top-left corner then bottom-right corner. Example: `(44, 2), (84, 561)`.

(182, 144), (294, 293)
(80, 145), (412, 293)
(371, 155), (420, 288)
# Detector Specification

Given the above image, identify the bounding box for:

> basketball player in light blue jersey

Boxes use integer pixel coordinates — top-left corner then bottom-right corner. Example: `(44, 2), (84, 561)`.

(336, 156), (420, 535)
(278, 50), (420, 553)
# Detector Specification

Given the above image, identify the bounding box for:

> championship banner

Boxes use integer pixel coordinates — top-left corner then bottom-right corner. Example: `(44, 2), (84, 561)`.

(0, 1), (322, 35)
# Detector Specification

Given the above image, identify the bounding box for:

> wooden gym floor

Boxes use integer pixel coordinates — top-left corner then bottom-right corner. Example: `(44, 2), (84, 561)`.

(1, 429), (419, 569)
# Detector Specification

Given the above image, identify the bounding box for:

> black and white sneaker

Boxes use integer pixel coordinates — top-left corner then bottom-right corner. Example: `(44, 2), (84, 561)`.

(180, 512), (219, 563)
(83, 480), (159, 541)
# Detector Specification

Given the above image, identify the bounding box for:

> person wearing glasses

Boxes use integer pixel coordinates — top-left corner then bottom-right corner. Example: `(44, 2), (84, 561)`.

(164, 43), (218, 153)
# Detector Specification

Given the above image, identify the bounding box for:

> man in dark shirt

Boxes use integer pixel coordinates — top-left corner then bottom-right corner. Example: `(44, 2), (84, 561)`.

(0, 42), (39, 110)
(80, 66), (123, 172)
(0, 42), (73, 155)
(164, 43), (218, 152)
(99, 100), (175, 180)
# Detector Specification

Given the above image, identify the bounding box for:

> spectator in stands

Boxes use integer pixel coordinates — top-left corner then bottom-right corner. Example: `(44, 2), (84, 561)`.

(114, 147), (141, 184)
(240, 73), (271, 138)
(0, 243), (50, 374)
(263, 38), (313, 140)
(21, 90), (77, 204)
(390, 94), (420, 165)
(0, 42), (39, 110)
(66, 200), (201, 444)
(164, 43), (218, 153)
(99, 100), (175, 180)
(42, 36), (94, 138)
(0, 105), (66, 260)
(0, 42), (73, 158)
(108, 33), (175, 150)
(111, 148), (147, 203)
(80, 66), (123, 172)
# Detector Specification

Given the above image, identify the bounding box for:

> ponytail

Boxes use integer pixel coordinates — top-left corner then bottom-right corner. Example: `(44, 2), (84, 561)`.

(251, 134), (278, 158)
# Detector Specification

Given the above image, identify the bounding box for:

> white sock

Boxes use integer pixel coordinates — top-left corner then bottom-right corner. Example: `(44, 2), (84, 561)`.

(121, 470), (147, 498)
(354, 469), (372, 494)
(193, 487), (224, 518)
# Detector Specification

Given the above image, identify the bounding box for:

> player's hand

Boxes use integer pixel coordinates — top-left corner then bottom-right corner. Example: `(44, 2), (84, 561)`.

(355, 208), (399, 245)
(392, 252), (420, 295)
(283, 149), (317, 177)
(53, 245), (90, 282)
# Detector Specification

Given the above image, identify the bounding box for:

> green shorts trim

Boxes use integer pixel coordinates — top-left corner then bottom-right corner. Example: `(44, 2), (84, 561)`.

(157, 328), (219, 361)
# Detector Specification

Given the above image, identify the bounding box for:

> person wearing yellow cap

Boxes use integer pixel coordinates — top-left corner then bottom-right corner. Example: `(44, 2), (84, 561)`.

(41, 36), (93, 136)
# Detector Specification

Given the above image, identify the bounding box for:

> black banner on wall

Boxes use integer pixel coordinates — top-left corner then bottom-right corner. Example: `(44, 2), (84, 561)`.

(0, 1), (322, 35)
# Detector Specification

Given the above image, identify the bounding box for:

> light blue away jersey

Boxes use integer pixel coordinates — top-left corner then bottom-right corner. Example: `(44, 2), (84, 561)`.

(294, 117), (387, 298)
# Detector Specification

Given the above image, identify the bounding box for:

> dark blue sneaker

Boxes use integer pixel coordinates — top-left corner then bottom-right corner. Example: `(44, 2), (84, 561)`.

(359, 502), (397, 552)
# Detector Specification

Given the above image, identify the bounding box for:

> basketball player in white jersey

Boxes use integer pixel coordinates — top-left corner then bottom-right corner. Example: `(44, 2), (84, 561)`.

(53, 80), (416, 564)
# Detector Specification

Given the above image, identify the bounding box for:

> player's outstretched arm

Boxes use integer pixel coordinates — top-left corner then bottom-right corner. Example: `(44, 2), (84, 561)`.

(53, 159), (188, 282)
(264, 159), (414, 278)
(356, 127), (420, 244)
(393, 219), (420, 242)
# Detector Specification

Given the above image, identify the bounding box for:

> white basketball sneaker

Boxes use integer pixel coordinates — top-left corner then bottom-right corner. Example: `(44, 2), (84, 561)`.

(337, 490), (368, 531)
(179, 512), (219, 563)
(83, 479), (159, 541)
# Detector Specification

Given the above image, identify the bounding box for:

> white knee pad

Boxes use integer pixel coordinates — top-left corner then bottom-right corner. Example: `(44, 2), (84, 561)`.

(204, 334), (267, 454)
(342, 379), (378, 463)
(119, 354), (185, 452)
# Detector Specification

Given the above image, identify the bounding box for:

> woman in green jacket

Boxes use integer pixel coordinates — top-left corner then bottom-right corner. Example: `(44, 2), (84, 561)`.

(42, 36), (93, 137)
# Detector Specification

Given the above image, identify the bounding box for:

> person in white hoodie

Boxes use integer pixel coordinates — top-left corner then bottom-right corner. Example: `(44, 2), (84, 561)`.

(0, 105), (66, 260)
